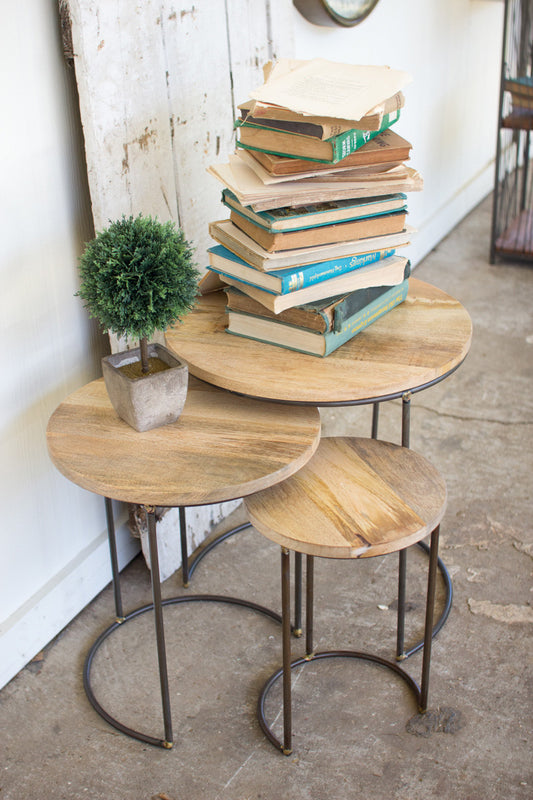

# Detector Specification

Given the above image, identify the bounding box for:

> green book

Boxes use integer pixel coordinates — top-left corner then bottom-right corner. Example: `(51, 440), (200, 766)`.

(226, 280), (409, 357)
(235, 109), (400, 164)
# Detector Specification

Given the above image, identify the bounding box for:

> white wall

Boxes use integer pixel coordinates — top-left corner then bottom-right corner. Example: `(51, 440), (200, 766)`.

(0, 1), (138, 689)
(292, 0), (504, 264)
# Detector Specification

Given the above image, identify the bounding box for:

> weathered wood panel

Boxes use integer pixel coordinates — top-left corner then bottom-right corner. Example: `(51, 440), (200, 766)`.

(66, 0), (294, 577)
(67, 0), (293, 261)
(68, 2), (178, 224)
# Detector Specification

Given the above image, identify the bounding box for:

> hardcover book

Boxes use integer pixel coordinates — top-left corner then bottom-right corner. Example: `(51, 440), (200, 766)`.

(245, 129), (412, 176)
(215, 254), (409, 313)
(221, 190), (408, 232)
(226, 280), (409, 357)
(238, 91), (405, 138)
(208, 243), (398, 293)
(229, 208), (407, 253)
(236, 110), (400, 163)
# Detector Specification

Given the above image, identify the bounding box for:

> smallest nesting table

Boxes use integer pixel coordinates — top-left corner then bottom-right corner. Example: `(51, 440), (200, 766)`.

(245, 436), (448, 755)
(46, 376), (321, 748)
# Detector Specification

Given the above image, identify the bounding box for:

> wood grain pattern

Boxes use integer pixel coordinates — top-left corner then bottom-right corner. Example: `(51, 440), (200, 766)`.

(165, 279), (472, 404)
(46, 377), (320, 507)
(244, 437), (447, 558)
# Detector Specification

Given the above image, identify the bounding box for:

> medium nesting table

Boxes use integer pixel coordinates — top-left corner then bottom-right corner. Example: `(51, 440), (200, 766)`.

(46, 376), (321, 748)
(165, 277), (473, 658)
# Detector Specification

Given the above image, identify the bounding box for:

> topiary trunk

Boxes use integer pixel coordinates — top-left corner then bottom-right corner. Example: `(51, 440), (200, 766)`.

(139, 336), (150, 374)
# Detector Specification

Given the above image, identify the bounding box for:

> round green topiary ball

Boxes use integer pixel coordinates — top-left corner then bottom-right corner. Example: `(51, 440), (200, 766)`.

(77, 214), (200, 341)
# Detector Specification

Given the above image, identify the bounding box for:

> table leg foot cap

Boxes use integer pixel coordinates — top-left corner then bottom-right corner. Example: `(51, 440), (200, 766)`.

(396, 653), (407, 662)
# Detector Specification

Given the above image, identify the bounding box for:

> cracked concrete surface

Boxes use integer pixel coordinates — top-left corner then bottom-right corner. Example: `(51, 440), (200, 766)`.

(1, 196), (532, 799)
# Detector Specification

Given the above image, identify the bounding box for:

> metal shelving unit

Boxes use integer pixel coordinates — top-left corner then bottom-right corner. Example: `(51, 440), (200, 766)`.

(491, 0), (533, 263)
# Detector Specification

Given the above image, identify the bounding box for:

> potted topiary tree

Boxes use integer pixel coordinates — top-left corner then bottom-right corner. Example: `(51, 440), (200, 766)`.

(77, 214), (200, 431)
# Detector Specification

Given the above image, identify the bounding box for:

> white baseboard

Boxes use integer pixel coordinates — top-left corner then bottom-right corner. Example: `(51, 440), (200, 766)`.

(0, 510), (139, 690)
(0, 500), (241, 690)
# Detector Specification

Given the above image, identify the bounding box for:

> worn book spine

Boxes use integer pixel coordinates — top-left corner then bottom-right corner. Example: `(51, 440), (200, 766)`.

(224, 287), (333, 333)
(332, 260), (410, 330)
(324, 279), (409, 353)
(226, 280), (409, 357)
(208, 244), (397, 294)
(236, 109), (400, 164)
(329, 110), (400, 161)
(221, 189), (407, 233)
(320, 279), (409, 355)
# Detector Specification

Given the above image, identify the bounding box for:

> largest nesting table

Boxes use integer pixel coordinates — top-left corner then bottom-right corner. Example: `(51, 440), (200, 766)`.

(165, 278), (473, 655)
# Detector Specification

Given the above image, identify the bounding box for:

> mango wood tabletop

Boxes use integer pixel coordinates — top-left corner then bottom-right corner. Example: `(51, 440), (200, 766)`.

(46, 376), (321, 507)
(165, 278), (472, 405)
(244, 437), (447, 559)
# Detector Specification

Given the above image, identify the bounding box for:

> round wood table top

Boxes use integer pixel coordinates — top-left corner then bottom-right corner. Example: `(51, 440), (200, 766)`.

(46, 377), (321, 507)
(244, 437), (447, 559)
(165, 278), (472, 405)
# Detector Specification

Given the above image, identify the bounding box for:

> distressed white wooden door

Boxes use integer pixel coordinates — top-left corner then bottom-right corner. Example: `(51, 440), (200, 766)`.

(66, 0), (294, 577)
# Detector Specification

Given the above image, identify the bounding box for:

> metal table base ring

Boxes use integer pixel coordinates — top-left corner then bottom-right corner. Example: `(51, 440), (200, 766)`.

(83, 594), (282, 749)
(257, 650), (423, 755)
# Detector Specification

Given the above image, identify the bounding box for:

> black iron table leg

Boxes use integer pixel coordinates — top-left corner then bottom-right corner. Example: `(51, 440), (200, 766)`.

(395, 392), (412, 658)
(305, 555), (314, 657)
(293, 552), (303, 637)
(179, 506), (189, 587)
(371, 402), (380, 439)
(146, 506), (173, 748)
(420, 525), (440, 711)
(396, 549), (408, 660)
(104, 497), (124, 622)
(281, 548), (293, 755)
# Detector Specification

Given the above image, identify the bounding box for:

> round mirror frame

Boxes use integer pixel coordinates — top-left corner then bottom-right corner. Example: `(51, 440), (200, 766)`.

(293, 0), (381, 28)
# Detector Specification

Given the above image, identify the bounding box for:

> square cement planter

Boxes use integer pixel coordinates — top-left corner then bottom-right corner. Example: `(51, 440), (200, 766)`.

(102, 343), (188, 432)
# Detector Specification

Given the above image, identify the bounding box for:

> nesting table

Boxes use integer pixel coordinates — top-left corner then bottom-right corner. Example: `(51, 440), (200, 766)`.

(165, 278), (472, 408)
(46, 376), (321, 748)
(166, 277), (473, 657)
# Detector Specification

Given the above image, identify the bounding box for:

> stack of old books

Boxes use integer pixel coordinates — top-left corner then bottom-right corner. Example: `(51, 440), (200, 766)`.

(204, 58), (422, 357)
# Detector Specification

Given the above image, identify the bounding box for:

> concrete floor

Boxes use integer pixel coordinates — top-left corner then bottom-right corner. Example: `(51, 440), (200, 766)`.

(1, 195), (532, 800)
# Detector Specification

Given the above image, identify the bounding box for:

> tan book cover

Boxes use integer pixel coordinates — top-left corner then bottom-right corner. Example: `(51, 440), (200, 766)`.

(245, 129), (412, 176)
(229, 209), (407, 253)
(207, 155), (422, 212)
